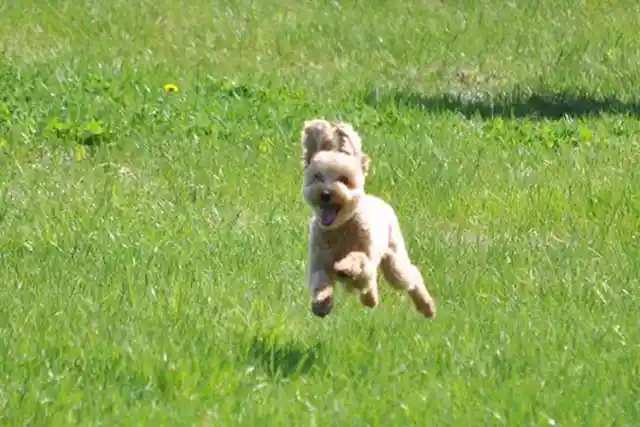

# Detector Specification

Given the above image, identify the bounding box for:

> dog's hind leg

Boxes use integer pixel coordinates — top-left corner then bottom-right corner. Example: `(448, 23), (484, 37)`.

(380, 218), (436, 319)
(381, 251), (436, 318)
(380, 219), (436, 319)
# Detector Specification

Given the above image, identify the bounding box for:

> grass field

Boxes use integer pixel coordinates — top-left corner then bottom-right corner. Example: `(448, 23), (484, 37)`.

(1, 0), (639, 425)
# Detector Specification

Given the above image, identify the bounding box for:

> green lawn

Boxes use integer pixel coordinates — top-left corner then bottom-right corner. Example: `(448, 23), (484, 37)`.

(1, 0), (639, 425)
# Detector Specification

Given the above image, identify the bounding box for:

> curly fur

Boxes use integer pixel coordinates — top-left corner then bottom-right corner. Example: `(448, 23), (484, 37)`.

(300, 119), (370, 176)
(301, 146), (437, 320)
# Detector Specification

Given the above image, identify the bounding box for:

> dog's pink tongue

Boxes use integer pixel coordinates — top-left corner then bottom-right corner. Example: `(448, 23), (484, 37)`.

(320, 207), (338, 226)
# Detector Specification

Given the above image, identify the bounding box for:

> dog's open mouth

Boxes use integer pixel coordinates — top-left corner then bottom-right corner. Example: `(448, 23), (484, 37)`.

(319, 205), (341, 226)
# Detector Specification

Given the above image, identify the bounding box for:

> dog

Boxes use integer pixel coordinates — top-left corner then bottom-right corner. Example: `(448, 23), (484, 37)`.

(300, 121), (437, 319)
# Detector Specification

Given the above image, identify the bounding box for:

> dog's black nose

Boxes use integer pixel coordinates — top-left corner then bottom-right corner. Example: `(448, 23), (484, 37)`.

(320, 190), (331, 202)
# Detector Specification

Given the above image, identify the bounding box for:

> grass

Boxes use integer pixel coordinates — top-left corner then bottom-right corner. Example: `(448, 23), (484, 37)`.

(1, 0), (639, 425)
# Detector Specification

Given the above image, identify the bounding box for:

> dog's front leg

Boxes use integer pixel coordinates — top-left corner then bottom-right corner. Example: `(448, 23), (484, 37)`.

(308, 268), (335, 317)
(334, 252), (380, 308)
(307, 227), (336, 318)
(333, 251), (371, 279)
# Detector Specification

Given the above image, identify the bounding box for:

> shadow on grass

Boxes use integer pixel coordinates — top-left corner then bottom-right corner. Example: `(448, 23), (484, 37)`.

(246, 334), (321, 379)
(365, 89), (640, 119)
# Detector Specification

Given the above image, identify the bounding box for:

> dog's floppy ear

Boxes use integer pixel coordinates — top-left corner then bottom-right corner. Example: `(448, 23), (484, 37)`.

(333, 122), (363, 157)
(361, 154), (371, 177)
(300, 119), (335, 167)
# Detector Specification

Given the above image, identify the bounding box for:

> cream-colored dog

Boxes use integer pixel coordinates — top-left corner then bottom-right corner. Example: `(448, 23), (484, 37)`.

(300, 120), (437, 319)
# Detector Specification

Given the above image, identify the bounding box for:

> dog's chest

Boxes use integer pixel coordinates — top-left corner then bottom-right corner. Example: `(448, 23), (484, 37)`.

(319, 218), (371, 260)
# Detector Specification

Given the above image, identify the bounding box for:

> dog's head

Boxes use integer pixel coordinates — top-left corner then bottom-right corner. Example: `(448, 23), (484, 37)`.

(300, 119), (369, 175)
(303, 150), (368, 229)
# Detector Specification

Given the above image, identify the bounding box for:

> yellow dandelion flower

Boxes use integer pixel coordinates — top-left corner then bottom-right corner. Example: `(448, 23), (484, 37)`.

(163, 83), (179, 93)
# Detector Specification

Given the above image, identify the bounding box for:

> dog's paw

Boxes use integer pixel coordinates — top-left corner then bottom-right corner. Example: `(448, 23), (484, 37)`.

(359, 289), (379, 308)
(311, 296), (333, 318)
(334, 252), (368, 279)
(409, 289), (436, 319)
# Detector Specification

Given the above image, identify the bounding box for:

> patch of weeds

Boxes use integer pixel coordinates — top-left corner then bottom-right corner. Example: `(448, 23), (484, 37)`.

(3, 67), (316, 152)
(83, 72), (112, 95)
(43, 117), (111, 147)
(479, 117), (603, 150)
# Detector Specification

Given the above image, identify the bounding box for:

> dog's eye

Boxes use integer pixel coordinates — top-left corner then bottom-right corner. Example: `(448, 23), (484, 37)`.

(338, 176), (351, 187)
(313, 173), (324, 182)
